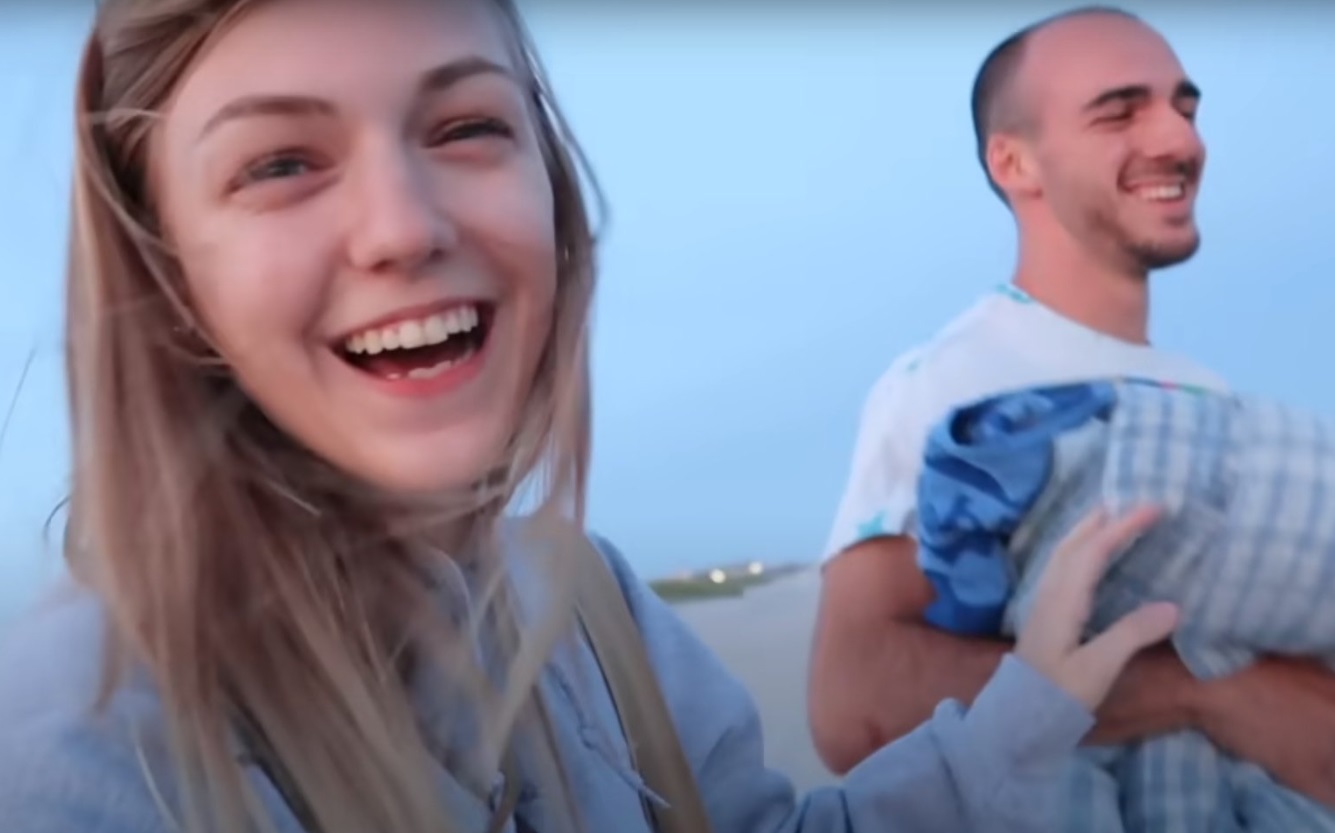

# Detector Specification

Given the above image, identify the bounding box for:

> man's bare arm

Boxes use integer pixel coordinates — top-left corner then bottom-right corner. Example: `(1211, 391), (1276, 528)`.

(806, 535), (1196, 774)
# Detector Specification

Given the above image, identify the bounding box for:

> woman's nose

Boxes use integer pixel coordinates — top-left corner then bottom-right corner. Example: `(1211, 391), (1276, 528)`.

(345, 148), (458, 277)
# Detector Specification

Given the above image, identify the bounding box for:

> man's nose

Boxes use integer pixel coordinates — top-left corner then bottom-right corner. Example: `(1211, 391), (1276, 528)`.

(346, 149), (457, 276)
(1143, 104), (1206, 169)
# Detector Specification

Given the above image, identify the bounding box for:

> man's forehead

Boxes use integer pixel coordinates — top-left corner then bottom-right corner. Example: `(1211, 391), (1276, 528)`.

(1023, 14), (1187, 105)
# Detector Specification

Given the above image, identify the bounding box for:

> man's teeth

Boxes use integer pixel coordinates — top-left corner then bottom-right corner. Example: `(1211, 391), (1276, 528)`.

(344, 305), (480, 355)
(1134, 183), (1185, 202)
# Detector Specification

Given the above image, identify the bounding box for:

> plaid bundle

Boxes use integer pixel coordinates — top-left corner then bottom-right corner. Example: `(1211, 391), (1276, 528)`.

(922, 380), (1335, 832)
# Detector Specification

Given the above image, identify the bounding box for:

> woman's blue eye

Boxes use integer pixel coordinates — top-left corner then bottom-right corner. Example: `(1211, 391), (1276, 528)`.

(247, 155), (310, 182)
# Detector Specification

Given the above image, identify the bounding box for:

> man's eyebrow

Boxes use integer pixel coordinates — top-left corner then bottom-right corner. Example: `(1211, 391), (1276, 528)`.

(196, 55), (515, 142)
(1082, 78), (1201, 112)
(1082, 84), (1151, 112)
(1174, 79), (1202, 102)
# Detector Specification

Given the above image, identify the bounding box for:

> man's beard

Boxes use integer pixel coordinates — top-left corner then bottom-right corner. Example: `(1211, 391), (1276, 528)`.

(1085, 201), (1201, 273)
(1126, 231), (1201, 271)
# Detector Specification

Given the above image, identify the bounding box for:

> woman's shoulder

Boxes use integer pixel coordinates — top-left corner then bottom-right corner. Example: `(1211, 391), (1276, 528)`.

(0, 585), (109, 719)
(0, 584), (173, 832)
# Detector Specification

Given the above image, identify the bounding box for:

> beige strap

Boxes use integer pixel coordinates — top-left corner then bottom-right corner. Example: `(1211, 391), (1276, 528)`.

(568, 529), (715, 833)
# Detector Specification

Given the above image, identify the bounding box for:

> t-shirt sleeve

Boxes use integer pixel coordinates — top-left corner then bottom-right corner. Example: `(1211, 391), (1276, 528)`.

(822, 355), (933, 563)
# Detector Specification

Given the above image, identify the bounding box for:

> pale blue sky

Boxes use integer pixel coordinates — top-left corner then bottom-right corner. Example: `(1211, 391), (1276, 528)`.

(3, 5), (1334, 621)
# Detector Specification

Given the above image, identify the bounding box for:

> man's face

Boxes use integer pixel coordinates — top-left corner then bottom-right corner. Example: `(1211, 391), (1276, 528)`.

(1022, 15), (1207, 272)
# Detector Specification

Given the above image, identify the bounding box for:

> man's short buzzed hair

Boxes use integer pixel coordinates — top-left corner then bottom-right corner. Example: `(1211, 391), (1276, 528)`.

(970, 5), (1141, 204)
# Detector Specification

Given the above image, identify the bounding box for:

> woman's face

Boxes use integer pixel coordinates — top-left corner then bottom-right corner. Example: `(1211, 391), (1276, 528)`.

(153, 0), (557, 494)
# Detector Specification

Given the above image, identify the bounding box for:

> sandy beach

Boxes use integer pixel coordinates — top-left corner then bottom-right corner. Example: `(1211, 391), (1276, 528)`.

(674, 568), (837, 794)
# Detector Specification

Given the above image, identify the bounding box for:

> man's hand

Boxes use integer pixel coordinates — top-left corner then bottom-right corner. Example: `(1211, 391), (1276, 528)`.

(1194, 658), (1335, 808)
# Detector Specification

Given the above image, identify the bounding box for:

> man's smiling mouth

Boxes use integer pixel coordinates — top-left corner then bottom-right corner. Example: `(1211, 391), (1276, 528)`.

(1128, 182), (1185, 202)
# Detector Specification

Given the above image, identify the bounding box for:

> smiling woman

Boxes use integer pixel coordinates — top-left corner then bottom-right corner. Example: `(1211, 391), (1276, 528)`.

(0, 1), (1175, 832)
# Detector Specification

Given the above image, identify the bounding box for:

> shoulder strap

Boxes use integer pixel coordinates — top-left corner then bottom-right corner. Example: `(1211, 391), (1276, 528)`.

(567, 530), (715, 833)
(241, 523), (712, 833)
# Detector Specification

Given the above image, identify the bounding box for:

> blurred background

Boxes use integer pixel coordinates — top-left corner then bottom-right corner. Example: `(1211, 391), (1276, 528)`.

(2, 3), (1332, 628)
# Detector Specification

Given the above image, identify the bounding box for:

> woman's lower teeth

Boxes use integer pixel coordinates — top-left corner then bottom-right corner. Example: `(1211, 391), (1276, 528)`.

(383, 349), (474, 381)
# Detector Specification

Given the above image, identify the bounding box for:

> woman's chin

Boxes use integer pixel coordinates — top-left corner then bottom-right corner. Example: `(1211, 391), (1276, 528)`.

(332, 439), (505, 503)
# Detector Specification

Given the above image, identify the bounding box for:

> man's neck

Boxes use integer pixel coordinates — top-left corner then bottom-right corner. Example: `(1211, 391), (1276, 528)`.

(1012, 232), (1151, 345)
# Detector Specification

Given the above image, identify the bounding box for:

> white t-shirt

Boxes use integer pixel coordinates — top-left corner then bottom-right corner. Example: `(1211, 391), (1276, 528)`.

(822, 284), (1229, 563)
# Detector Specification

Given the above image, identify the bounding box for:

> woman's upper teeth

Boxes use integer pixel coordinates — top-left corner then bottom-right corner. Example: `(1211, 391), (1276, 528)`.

(344, 305), (479, 355)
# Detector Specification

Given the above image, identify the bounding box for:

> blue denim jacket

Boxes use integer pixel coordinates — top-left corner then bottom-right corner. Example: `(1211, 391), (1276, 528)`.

(0, 535), (1090, 832)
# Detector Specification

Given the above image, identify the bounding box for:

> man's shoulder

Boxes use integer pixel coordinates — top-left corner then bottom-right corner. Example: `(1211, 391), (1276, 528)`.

(864, 295), (1019, 415)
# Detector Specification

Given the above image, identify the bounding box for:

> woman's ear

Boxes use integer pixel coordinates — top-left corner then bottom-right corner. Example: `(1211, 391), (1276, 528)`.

(985, 133), (1042, 202)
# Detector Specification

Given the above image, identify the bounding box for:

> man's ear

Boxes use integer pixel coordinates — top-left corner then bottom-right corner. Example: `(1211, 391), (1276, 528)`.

(986, 132), (1041, 202)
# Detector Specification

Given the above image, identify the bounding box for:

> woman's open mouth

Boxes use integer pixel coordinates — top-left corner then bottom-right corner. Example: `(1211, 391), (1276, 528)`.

(338, 301), (495, 382)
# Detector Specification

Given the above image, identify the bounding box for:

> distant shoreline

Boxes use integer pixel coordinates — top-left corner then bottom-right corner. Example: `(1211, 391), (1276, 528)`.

(649, 562), (811, 603)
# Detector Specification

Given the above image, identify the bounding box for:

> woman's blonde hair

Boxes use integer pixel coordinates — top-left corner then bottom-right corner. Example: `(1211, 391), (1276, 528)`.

(65, 1), (600, 830)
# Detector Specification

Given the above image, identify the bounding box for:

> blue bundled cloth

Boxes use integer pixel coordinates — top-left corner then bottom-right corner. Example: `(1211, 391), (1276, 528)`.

(916, 382), (1117, 635)
(916, 379), (1335, 833)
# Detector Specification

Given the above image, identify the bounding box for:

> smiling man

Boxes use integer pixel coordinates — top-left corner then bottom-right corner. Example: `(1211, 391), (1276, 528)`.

(808, 5), (1335, 812)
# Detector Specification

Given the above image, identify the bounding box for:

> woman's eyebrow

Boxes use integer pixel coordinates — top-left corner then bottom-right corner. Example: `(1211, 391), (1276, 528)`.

(195, 55), (516, 143)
